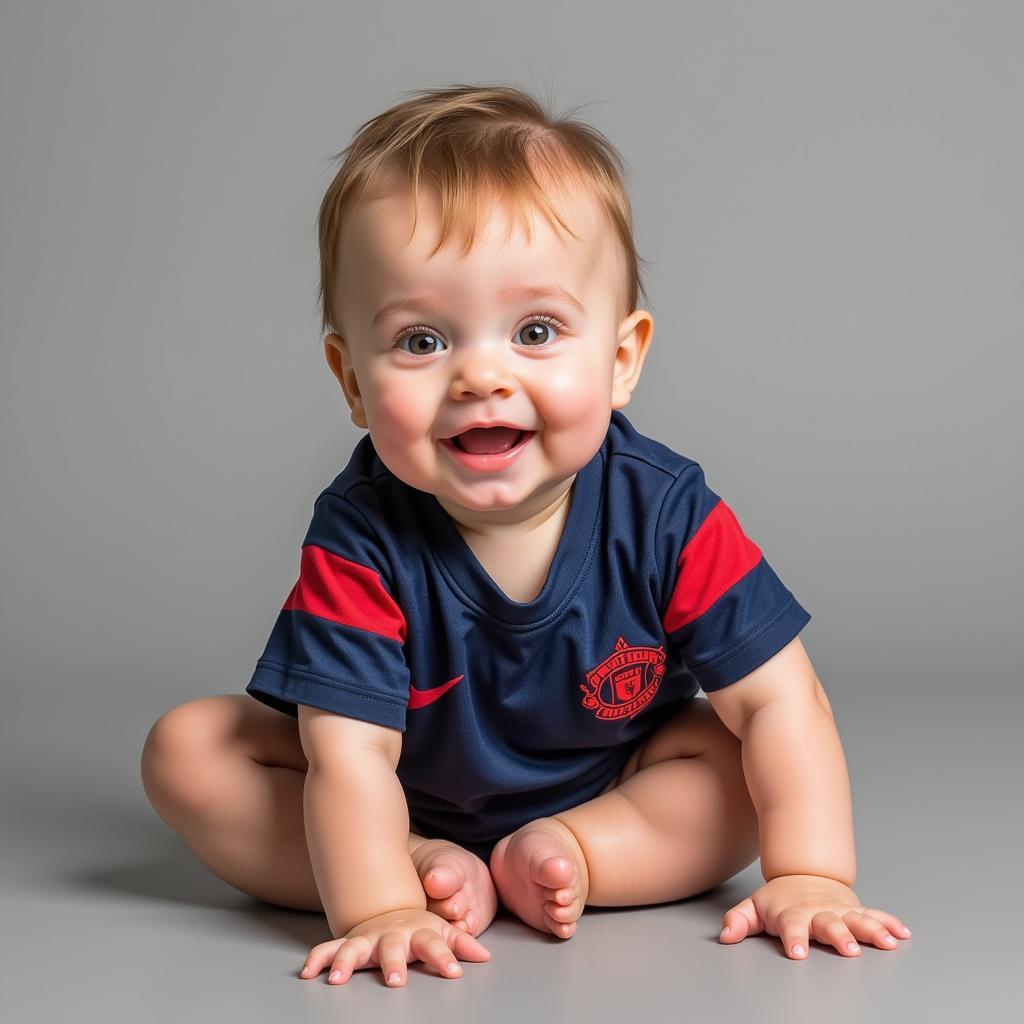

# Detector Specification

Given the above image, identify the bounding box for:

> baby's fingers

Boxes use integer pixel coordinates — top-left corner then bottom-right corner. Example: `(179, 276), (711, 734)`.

(861, 907), (912, 940)
(326, 936), (372, 985)
(777, 910), (812, 960)
(408, 926), (492, 979)
(377, 935), (411, 987)
(809, 910), (860, 957)
(410, 929), (465, 979)
(449, 926), (492, 962)
(842, 910), (909, 950)
(720, 897), (761, 944)
(299, 938), (346, 979)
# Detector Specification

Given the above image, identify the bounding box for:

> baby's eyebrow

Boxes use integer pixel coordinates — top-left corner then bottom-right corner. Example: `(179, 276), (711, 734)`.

(371, 284), (585, 326)
(498, 284), (585, 313)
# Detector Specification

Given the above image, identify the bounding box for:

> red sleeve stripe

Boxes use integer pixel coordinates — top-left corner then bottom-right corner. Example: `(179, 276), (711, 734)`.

(662, 499), (763, 634)
(282, 544), (407, 644)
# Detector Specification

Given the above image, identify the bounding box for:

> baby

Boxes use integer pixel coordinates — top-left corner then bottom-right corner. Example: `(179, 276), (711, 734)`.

(141, 83), (910, 988)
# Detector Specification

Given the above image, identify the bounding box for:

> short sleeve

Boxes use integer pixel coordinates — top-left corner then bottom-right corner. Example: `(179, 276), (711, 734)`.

(656, 464), (811, 693)
(245, 489), (411, 731)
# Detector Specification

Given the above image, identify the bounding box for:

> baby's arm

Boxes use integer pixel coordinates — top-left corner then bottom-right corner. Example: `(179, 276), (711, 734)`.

(747, 677), (857, 881)
(296, 706), (490, 984)
(297, 706), (426, 935)
(709, 639), (856, 885)
(708, 637), (910, 958)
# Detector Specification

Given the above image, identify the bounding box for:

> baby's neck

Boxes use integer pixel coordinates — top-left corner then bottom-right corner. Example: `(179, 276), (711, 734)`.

(447, 481), (576, 604)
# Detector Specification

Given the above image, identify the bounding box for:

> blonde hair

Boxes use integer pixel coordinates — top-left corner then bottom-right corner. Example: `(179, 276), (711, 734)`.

(315, 83), (651, 336)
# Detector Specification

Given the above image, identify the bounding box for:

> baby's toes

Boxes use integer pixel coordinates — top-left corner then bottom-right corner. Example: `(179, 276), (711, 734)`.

(414, 840), (499, 934)
(544, 898), (581, 924)
(544, 907), (579, 938)
(547, 886), (577, 906)
(544, 893), (583, 939)
(422, 865), (468, 919)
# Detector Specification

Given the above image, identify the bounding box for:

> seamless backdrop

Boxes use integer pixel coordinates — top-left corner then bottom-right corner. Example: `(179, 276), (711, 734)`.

(1, 1), (1020, 1020)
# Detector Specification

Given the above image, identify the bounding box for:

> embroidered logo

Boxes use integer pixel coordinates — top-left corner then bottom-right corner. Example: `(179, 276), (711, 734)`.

(581, 637), (666, 721)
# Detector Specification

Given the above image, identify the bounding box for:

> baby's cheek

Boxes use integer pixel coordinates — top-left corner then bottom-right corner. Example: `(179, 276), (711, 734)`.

(374, 383), (425, 433)
(539, 378), (613, 468)
(548, 360), (602, 411)
(364, 383), (432, 476)
(541, 361), (609, 426)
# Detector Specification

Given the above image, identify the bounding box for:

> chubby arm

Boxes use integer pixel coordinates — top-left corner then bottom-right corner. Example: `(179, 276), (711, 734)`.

(705, 637), (857, 886)
(298, 706), (426, 939)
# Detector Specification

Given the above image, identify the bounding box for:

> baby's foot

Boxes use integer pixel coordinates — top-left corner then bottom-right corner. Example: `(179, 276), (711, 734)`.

(488, 817), (590, 939)
(410, 838), (500, 937)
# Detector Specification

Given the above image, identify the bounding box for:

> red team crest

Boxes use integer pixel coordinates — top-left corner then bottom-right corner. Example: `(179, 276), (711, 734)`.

(581, 637), (666, 721)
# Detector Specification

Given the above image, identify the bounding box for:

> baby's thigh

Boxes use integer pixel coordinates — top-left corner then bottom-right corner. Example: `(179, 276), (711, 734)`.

(142, 695), (307, 805)
(612, 697), (741, 790)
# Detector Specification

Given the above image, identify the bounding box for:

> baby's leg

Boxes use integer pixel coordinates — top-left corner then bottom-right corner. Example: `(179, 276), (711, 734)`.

(489, 699), (759, 936)
(140, 695), (496, 931)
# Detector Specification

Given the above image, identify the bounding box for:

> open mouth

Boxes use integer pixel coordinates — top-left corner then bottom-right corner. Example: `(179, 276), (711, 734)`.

(441, 426), (536, 469)
(450, 428), (530, 454)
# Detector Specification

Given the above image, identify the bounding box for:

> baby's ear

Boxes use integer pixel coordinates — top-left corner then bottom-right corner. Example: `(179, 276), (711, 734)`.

(324, 334), (368, 429)
(610, 311), (654, 410)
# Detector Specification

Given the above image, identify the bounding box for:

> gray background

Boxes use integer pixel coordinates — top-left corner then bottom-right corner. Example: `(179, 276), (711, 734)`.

(2, 0), (1020, 1019)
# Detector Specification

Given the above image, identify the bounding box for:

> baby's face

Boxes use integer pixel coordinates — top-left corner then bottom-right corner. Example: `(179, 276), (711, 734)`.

(325, 177), (651, 525)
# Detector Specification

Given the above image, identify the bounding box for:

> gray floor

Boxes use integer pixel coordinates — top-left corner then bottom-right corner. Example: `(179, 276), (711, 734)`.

(3, 678), (1017, 1022)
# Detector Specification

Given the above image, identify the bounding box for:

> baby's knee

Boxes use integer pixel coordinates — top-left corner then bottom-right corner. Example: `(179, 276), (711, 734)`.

(140, 696), (237, 820)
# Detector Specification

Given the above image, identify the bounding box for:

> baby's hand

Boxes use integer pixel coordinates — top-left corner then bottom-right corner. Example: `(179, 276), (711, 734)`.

(299, 907), (492, 987)
(719, 874), (912, 960)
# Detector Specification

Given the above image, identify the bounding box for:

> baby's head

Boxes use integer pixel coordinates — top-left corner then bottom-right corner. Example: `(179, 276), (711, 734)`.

(315, 84), (654, 524)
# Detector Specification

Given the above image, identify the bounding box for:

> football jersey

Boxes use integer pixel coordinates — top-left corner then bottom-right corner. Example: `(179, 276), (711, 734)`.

(245, 410), (812, 859)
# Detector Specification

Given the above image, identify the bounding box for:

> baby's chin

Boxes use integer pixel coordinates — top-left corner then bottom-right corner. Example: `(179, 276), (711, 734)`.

(435, 474), (580, 527)
(434, 485), (535, 518)
(378, 463), (525, 512)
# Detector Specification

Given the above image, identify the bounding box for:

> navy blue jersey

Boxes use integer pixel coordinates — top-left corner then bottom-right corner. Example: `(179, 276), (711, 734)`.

(246, 410), (811, 859)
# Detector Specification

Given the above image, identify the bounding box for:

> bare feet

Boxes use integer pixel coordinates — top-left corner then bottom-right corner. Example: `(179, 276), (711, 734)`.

(410, 838), (500, 937)
(488, 817), (590, 939)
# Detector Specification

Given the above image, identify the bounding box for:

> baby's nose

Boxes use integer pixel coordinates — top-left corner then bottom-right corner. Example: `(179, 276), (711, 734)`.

(450, 348), (517, 398)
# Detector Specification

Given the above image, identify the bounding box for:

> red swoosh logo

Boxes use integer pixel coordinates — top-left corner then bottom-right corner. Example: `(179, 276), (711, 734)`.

(408, 674), (464, 710)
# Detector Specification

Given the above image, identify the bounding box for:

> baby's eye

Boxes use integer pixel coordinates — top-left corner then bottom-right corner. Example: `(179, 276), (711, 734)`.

(396, 329), (448, 356)
(515, 318), (561, 347)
